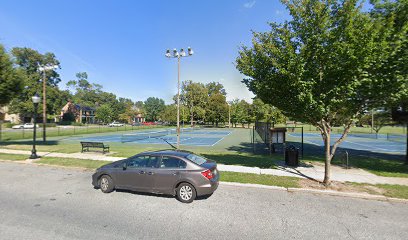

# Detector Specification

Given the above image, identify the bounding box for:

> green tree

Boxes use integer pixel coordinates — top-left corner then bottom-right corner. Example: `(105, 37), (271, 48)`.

(230, 99), (252, 127)
(207, 94), (229, 127)
(9, 47), (65, 118)
(180, 80), (208, 126)
(236, 0), (405, 185)
(159, 104), (178, 123)
(0, 45), (24, 106)
(144, 97), (165, 121)
(95, 104), (113, 124)
(206, 82), (227, 96)
(66, 72), (116, 108)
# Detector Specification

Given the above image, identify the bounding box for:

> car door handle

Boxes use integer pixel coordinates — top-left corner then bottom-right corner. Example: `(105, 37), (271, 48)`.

(139, 170), (145, 174)
(172, 172), (179, 176)
(147, 172), (154, 175)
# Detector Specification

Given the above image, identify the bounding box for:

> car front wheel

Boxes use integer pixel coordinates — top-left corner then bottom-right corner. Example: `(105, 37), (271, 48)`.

(176, 183), (196, 203)
(99, 175), (114, 193)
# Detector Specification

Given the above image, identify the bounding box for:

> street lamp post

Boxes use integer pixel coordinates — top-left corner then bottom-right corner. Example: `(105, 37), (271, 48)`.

(38, 64), (58, 142)
(165, 47), (194, 149)
(30, 93), (41, 159)
(228, 102), (231, 128)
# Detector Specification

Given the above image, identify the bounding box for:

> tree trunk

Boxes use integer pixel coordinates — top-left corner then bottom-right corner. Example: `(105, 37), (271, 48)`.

(323, 131), (331, 185)
(190, 111), (193, 127)
(318, 119), (353, 185)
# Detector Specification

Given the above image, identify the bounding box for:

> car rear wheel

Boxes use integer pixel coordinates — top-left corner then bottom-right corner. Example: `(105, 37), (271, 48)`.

(99, 175), (114, 193)
(177, 183), (196, 203)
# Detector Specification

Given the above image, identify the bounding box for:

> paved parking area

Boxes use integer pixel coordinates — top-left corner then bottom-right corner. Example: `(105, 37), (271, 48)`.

(1, 162), (407, 240)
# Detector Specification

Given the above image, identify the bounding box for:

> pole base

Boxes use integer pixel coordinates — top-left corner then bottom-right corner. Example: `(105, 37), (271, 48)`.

(29, 152), (40, 159)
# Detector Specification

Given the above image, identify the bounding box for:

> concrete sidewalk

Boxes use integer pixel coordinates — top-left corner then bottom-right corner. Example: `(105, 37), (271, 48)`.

(1, 148), (408, 186)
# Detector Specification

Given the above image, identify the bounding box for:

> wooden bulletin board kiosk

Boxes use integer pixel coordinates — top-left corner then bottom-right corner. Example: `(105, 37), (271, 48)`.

(269, 127), (287, 153)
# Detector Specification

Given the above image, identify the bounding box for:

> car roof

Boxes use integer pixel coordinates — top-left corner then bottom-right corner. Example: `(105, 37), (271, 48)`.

(139, 149), (193, 157)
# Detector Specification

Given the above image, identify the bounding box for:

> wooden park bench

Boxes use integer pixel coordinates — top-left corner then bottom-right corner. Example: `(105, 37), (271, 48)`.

(80, 142), (110, 154)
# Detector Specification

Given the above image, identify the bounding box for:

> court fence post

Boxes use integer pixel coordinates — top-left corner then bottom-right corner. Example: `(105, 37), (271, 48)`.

(301, 126), (304, 158)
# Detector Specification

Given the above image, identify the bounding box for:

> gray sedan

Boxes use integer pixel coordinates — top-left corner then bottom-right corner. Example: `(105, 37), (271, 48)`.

(92, 150), (219, 203)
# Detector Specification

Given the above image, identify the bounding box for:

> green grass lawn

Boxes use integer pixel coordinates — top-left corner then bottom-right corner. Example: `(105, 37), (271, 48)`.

(37, 157), (109, 169)
(220, 171), (301, 188)
(305, 153), (408, 178)
(0, 153), (28, 161)
(347, 182), (408, 199)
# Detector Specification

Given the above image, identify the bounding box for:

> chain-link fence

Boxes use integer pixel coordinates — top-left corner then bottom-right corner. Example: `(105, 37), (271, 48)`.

(0, 124), (166, 142)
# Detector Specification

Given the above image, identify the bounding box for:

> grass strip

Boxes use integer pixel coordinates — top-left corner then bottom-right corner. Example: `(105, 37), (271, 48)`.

(377, 184), (408, 199)
(220, 171), (301, 188)
(307, 155), (408, 178)
(0, 153), (28, 161)
(37, 157), (109, 169)
(347, 182), (408, 199)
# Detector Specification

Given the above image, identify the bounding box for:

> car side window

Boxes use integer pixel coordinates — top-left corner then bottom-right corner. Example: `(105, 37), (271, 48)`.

(146, 156), (160, 168)
(160, 156), (186, 169)
(126, 156), (149, 168)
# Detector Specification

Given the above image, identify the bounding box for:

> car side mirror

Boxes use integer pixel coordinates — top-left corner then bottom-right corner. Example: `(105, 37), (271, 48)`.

(123, 162), (127, 170)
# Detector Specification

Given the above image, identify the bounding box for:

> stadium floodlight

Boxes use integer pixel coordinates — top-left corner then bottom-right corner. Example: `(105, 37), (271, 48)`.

(38, 64), (59, 142)
(165, 49), (171, 58)
(38, 64), (58, 72)
(173, 49), (179, 58)
(164, 47), (194, 149)
(180, 48), (186, 57)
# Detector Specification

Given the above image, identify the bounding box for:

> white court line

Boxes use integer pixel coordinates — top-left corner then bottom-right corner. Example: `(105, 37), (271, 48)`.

(209, 130), (233, 146)
(343, 140), (392, 152)
(211, 137), (225, 147)
(180, 137), (192, 143)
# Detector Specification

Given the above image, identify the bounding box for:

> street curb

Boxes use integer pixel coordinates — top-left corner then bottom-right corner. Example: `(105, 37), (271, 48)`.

(220, 181), (408, 204)
(220, 181), (287, 191)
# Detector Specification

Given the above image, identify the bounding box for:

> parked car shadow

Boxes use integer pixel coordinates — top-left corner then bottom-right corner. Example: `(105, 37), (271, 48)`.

(112, 189), (213, 201)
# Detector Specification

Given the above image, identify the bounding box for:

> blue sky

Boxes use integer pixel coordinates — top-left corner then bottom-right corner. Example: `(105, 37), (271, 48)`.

(0, 0), (290, 104)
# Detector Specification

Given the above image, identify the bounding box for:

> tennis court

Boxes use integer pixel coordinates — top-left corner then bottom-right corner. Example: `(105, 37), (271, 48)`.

(66, 128), (232, 147)
(287, 132), (406, 155)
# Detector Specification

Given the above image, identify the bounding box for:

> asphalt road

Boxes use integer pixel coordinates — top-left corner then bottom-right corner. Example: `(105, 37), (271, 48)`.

(1, 162), (407, 240)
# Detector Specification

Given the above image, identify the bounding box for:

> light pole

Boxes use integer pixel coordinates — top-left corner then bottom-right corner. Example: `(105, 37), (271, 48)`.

(38, 64), (58, 142)
(30, 93), (41, 159)
(165, 47), (194, 149)
(228, 102), (231, 128)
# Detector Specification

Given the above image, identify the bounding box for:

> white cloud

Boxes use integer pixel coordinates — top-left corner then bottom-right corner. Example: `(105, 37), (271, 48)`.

(243, 1), (256, 9)
(219, 77), (255, 103)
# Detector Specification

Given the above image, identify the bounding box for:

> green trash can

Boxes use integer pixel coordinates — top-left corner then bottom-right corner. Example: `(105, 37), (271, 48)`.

(285, 145), (299, 167)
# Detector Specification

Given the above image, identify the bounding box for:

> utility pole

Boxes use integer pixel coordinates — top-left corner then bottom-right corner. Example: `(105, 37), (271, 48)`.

(38, 64), (58, 142)
(42, 70), (46, 142)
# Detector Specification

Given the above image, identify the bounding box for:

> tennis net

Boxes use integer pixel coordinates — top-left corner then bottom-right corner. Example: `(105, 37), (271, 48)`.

(121, 130), (171, 143)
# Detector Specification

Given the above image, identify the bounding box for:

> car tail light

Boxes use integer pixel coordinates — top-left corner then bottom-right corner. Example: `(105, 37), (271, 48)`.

(201, 169), (213, 180)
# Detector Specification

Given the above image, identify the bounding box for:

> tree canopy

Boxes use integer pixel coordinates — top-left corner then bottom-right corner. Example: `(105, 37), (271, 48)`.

(236, 0), (407, 184)
(0, 45), (24, 106)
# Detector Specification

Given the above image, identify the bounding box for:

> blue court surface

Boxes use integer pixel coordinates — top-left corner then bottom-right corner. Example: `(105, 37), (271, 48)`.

(287, 132), (406, 155)
(65, 128), (232, 147)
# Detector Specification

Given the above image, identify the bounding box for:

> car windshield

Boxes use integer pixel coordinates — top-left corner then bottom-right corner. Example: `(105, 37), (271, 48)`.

(186, 154), (207, 165)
